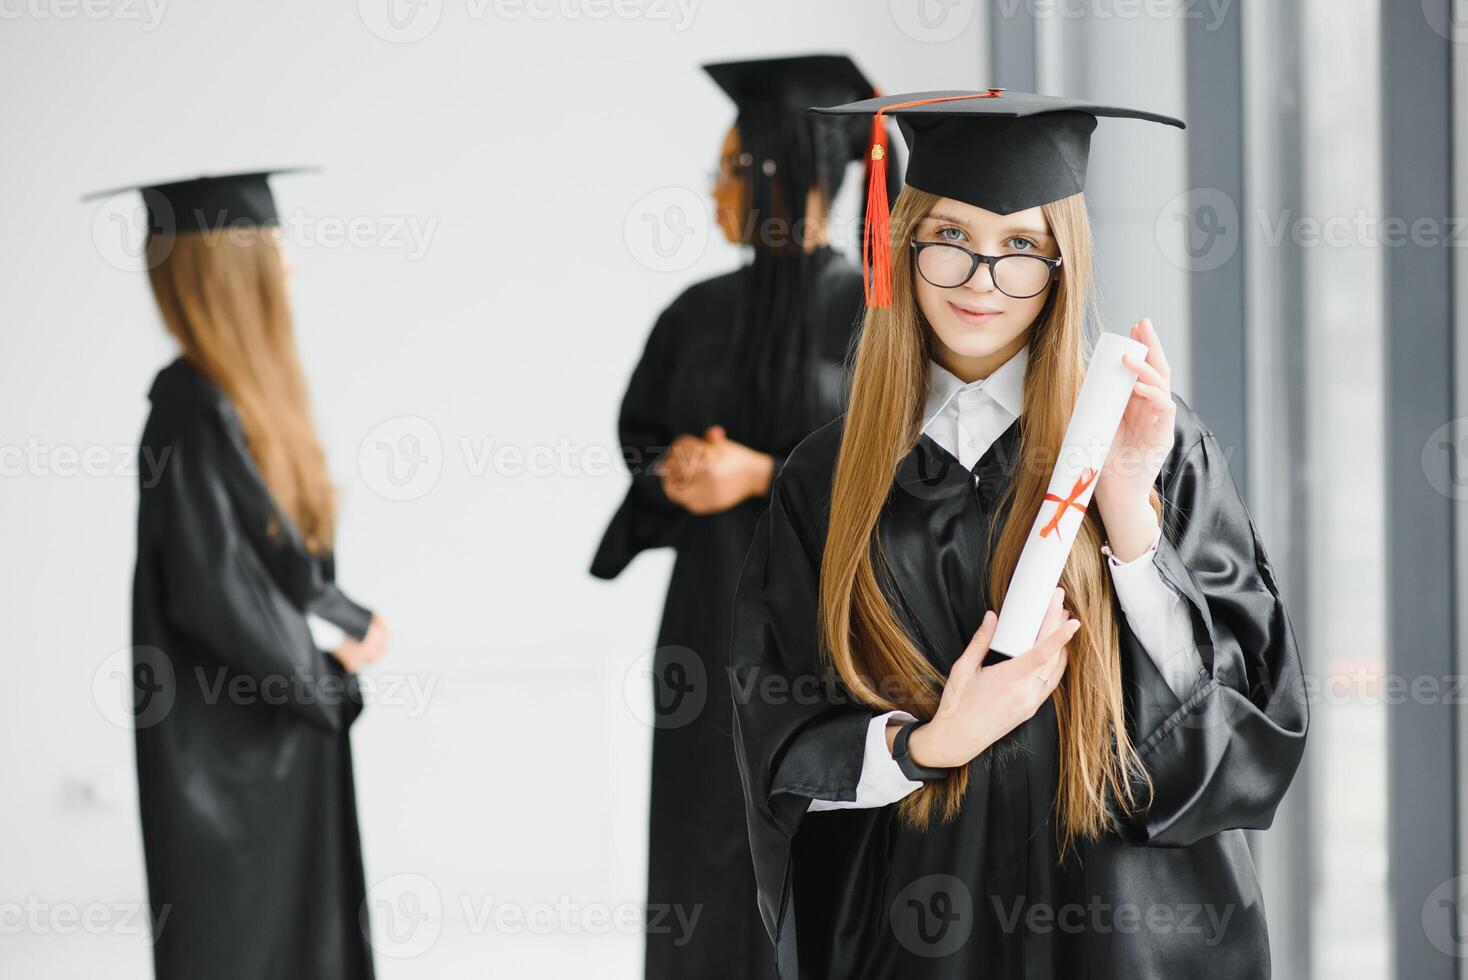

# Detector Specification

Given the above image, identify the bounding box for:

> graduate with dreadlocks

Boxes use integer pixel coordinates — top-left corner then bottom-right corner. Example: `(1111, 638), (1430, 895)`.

(590, 53), (895, 980)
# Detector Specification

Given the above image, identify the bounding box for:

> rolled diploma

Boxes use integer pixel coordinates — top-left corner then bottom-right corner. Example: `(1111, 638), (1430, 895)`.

(989, 331), (1149, 657)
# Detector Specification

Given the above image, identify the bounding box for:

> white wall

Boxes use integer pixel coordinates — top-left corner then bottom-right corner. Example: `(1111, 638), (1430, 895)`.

(0, 2), (984, 975)
(1035, 6), (1191, 391)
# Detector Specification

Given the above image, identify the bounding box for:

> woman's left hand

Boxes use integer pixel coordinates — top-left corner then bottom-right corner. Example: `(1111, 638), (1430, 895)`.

(1095, 318), (1176, 511)
(658, 425), (774, 515)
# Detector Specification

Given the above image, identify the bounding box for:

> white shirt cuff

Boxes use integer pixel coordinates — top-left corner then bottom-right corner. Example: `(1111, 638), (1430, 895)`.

(1102, 525), (1173, 614)
(306, 613), (347, 654)
(1103, 526), (1206, 700)
(807, 709), (925, 812)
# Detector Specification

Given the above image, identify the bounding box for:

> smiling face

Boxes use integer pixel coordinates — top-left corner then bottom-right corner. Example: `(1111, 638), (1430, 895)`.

(912, 196), (1060, 382)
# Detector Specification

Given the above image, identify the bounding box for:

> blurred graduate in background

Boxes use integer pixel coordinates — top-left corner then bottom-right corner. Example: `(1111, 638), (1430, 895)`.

(104, 170), (391, 980)
(589, 54), (896, 980)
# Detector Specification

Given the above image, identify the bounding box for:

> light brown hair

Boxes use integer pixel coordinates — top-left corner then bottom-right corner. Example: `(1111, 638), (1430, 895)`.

(818, 186), (1159, 854)
(146, 228), (336, 554)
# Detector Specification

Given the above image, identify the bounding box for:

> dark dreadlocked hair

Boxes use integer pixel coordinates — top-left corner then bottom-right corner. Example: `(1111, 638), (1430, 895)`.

(726, 104), (899, 453)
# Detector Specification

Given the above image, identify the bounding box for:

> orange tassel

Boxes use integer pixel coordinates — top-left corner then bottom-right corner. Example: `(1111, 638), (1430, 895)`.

(863, 115), (893, 308)
(859, 89), (1007, 311)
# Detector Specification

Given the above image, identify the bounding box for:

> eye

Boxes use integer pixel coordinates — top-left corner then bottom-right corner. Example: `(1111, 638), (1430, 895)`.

(1005, 235), (1039, 252)
(933, 224), (968, 243)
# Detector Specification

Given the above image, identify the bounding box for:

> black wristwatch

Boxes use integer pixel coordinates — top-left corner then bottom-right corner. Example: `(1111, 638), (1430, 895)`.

(891, 721), (949, 781)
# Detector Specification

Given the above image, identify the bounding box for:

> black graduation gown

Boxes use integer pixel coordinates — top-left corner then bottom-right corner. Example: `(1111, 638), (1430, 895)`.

(591, 247), (865, 979)
(730, 391), (1309, 979)
(131, 357), (377, 980)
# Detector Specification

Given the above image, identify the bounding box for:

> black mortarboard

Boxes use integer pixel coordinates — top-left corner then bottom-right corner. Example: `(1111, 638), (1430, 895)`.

(703, 53), (878, 117)
(82, 167), (316, 236)
(810, 89), (1185, 306)
(702, 54), (893, 253)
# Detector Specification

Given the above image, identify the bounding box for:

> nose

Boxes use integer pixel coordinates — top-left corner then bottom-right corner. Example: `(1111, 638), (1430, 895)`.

(962, 259), (998, 294)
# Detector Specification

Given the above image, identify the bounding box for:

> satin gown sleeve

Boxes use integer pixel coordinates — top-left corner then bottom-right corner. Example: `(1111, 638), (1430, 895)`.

(307, 552), (374, 640)
(1110, 426), (1310, 846)
(153, 413), (362, 734)
(805, 709), (925, 812)
(589, 302), (689, 579)
(304, 564), (373, 656)
(730, 453), (879, 970)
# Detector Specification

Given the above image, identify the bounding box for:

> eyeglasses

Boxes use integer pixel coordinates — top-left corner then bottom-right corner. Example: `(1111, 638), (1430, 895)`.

(910, 239), (1063, 299)
(709, 151), (752, 187)
(708, 151), (778, 187)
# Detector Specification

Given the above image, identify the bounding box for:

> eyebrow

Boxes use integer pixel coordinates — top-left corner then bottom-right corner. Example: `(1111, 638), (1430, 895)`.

(923, 212), (1054, 239)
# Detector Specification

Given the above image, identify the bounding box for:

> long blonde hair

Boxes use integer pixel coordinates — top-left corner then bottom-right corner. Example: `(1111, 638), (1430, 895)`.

(819, 186), (1159, 854)
(146, 228), (337, 553)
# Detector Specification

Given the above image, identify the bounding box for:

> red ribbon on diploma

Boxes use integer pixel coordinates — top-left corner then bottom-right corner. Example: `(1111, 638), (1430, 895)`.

(1039, 467), (1097, 538)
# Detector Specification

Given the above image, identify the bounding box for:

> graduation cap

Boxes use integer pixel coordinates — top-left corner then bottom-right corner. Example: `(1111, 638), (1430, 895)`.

(811, 89), (1186, 307)
(82, 167), (316, 236)
(703, 53), (879, 117)
(702, 53), (888, 197)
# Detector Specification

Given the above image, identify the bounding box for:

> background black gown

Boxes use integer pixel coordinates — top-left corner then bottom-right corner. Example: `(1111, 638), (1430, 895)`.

(132, 358), (376, 980)
(730, 388), (1309, 979)
(591, 245), (865, 979)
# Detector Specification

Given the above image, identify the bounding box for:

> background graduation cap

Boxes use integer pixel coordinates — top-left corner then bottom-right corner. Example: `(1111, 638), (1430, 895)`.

(82, 167), (317, 237)
(701, 53), (895, 247)
(703, 53), (879, 123)
(811, 88), (1186, 307)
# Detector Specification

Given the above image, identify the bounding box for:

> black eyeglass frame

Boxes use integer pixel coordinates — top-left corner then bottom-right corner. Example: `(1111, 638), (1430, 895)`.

(909, 239), (1064, 299)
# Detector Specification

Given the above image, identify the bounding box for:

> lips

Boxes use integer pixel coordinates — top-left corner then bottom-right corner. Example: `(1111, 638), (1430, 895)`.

(948, 301), (1001, 323)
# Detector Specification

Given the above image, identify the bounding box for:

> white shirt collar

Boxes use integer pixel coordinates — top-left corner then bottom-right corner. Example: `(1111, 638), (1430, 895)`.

(921, 343), (1029, 433)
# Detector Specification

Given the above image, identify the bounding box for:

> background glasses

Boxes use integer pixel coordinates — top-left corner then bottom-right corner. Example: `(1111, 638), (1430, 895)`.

(708, 151), (755, 187)
(910, 240), (1063, 299)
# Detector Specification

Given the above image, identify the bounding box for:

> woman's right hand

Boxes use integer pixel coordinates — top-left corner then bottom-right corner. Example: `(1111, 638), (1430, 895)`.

(906, 588), (1078, 769)
(330, 614), (391, 673)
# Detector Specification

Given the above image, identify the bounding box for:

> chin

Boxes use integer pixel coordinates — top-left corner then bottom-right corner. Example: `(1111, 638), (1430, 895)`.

(931, 322), (1012, 359)
(714, 210), (743, 245)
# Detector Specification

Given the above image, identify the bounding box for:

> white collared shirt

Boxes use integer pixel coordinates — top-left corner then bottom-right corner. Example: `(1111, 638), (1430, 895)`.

(808, 347), (1205, 812)
(922, 341), (1029, 471)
